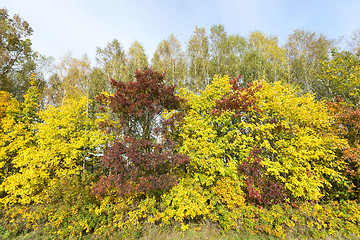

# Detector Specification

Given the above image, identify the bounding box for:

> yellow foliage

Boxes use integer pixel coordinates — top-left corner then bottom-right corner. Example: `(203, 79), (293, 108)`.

(256, 80), (347, 200)
(320, 51), (360, 106)
(0, 88), (35, 184)
(0, 97), (107, 205)
(160, 177), (211, 223)
(210, 177), (245, 210)
(177, 75), (346, 204)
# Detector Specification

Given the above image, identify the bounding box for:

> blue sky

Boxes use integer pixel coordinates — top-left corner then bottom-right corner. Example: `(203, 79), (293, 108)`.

(2, 0), (360, 63)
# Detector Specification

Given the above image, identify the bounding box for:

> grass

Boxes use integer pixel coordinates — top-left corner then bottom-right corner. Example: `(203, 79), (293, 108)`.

(9, 223), (358, 240)
(0, 222), (330, 240)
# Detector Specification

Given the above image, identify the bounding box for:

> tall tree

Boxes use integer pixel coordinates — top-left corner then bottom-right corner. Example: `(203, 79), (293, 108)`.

(96, 39), (127, 83)
(94, 68), (189, 198)
(0, 8), (37, 100)
(241, 31), (287, 83)
(46, 54), (91, 106)
(152, 34), (186, 86)
(126, 41), (148, 82)
(318, 50), (360, 105)
(209, 24), (228, 76)
(349, 29), (360, 54)
(208, 25), (246, 81)
(86, 67), (110, 116)
(0, 74), (39, 189)
(225, 34), (246, 78)
(285, 29), (333, 92)
(187, 26), (210, 92)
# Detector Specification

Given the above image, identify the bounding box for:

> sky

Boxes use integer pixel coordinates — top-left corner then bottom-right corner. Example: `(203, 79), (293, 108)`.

(2, 0), (360, 64)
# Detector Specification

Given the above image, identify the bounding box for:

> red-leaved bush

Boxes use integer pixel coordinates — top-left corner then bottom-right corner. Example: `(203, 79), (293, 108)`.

(238, 147), (287, 207)
(93, 68), (189, 198)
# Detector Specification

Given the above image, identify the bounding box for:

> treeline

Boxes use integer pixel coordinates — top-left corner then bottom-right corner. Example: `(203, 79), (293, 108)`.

(38, 26), (360, 109)
(2, 7), (360, 106)
(1, 7), (360, 239)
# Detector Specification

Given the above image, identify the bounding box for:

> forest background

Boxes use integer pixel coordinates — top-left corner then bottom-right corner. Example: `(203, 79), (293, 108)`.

(1, 6), (360, 239)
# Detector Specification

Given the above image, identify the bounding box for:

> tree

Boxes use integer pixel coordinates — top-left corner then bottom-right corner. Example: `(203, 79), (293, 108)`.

(0, 91), (12, 120)
(94, 68), (189, 198)
(225, 34), (246, 78)
(0, 8), (37, 100)
(46, 53), (91, 106)
(318, 50), (360, 106)
(326, 96), (360, 200)
(240, 48), (266, 83)
(349, 28), (360, 54)
(209, 24), (229, 76)
(0, 91), (21, 185)
(126, 41), (148, 82)
(152, 34), (186, 87)
(0, 96), (106, 204)
(187, 26), (210, 92)
(241, 31), (288, 83)
(208, 25), (246, 81)
(285, 29), (333, 93)
(87, 66), (110, 116)
(0, 74), (39, 191)
(96, 39), (127, 83)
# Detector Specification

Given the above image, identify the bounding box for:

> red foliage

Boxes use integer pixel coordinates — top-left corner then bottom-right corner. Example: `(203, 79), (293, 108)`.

(326, 96), (360, 146)
(211, 77), (263, 117)
(326, 96), (360, 199)
(238, 147), (287, 207)
(94, 68), (189, 198)
(96, 69), (183, 140)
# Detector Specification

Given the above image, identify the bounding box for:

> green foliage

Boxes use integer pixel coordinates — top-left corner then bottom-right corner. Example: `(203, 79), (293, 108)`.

(0, 8), (37, 100)
(152, 34), (186, 86)
(241, 31), (288, 83)
(285, 29), (333, 93)
(319, 50), (360, 106)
